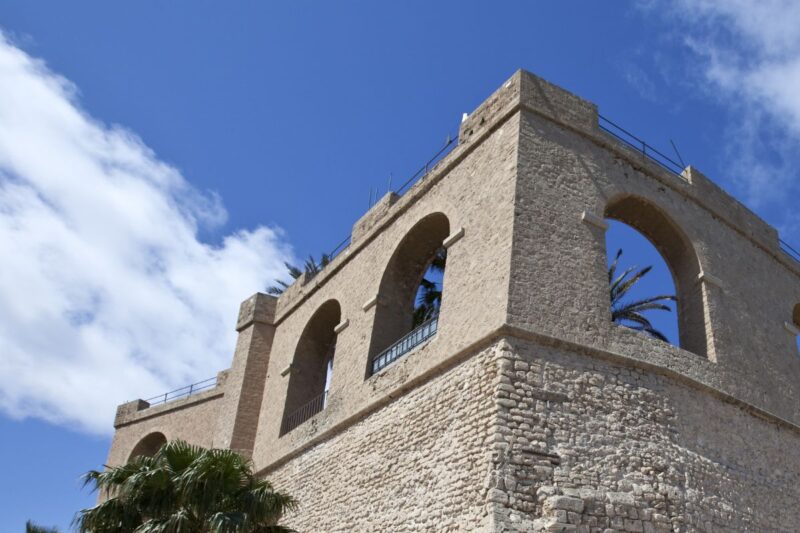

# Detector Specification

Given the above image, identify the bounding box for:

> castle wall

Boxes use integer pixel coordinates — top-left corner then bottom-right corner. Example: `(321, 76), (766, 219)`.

(251, 109), (520, 470)
(102, 69), (800, 532)
(489, 335), (800, 533)
(509, 97), (800, 426)
(268, 341), (502, 533)
(106, 386), (225, 466)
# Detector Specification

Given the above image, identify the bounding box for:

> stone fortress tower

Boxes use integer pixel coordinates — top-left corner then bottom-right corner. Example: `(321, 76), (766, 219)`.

(106, 70), (800, 532)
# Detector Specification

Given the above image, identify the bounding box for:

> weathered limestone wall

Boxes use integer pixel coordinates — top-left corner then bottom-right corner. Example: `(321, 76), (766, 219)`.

(489, 336), (800, 532)
(510, 94), (800, 425)
(252, 108), (520, 470)
(268, 342), (502, 533)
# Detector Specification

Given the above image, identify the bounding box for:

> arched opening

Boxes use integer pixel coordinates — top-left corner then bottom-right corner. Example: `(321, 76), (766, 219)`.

(281, 299), (341, 434)
(128, 432), (166, 462)
(606, 221), (679, 345)
(368, 212), (450, 375)
(605, 195), (708, 357)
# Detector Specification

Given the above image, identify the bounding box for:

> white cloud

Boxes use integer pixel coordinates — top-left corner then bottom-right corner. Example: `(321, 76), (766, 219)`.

(0, 33), (293, 434)
(659, 0), (800, 217)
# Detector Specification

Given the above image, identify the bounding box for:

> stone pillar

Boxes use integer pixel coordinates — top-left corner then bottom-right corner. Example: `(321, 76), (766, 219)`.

(214, 292), (277, 456)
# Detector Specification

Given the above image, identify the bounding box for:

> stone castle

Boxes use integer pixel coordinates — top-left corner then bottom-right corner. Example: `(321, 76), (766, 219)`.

(105, 70), (800, 532)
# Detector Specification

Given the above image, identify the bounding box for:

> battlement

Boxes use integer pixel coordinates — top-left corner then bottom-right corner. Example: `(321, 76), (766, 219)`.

(105, 69), (800, 532)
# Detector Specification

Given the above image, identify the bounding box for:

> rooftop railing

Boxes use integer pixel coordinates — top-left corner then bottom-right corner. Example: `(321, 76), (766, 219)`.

(781, 239), (800, 264)
(600, 114), (800, 266)
(317, 133), (459, 270)
(144, 376), (218, 407)
(280, 390), (327, 435)
(371, 314), (439, 375)
(598, 115), (685, 176)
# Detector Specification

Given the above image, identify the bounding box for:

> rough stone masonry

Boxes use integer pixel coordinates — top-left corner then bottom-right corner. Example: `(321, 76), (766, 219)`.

(105, 70), (800, 532)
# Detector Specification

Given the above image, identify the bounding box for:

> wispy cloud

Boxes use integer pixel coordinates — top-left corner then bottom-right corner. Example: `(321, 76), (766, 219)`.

(0, 33), (293, 434)
(653, 0), (800, 236)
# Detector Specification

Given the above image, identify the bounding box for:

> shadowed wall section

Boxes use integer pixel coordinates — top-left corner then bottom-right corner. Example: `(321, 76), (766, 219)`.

(281, 299), (341, 432)
(127, 432), (166, 462)
(367, 212), (450, 370)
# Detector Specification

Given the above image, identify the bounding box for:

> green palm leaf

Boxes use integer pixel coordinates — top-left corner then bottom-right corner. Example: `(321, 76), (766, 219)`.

(268, 254), (332, 295)
(608, 249), (676, 342)
(76, 440), (295, 533)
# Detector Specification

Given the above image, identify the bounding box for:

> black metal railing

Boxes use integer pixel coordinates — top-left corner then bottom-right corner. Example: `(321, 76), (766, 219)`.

(310, 133), (459, 278)
(598, 115), (685, 176)
(145, 376), (218, 407)
(781, 238), (800, 264)
(394, 134), (458, 197)
(281, 391), (328, 435)
(370, 315), (439, 375)
(599, 116), (800, 267)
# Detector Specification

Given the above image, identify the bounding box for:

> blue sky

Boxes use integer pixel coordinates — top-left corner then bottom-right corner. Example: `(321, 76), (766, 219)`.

(1, 1), (799, 530)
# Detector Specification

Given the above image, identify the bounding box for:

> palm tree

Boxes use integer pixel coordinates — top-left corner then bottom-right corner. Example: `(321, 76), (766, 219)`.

(76, 440), (296, 533)
(412, 247), (446, 327)
(26, 521), (59, 533)
(609, 249), (676, 342)
(267, 254), (331, 295)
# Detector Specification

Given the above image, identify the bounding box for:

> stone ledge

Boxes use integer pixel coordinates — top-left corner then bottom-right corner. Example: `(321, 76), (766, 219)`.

(114, 385), (225, 428)
(581, 211), (608, 231)
(443, 227), (465, 249)
(361, 295), (379, 312)
(697, 271), (724, 290)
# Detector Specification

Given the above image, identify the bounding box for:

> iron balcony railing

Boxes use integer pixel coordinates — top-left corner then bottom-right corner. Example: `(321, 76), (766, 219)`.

(311, 133), (459, 275)
(281, 391), (328, 435)
(598, 115), (685, 176)
(599, 115), (800, 266)
(371, 315), (439, 375)
(145, 376), (218, 407)
(781, 238), (800, 264)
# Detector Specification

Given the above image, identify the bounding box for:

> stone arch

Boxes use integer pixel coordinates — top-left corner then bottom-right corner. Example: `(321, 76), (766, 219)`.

(128, 431), (166, 462)
(367, 212), (450, 374)
(281, 299), (341, 434)
(605, 195), (709, 358)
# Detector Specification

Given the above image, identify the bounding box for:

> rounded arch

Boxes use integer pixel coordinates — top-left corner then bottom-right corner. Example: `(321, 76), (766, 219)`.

(128, 431), (166, 462)
(368, 212), (451, 371)
(605, 194), (710, 358)
(281, 299), (341, 433)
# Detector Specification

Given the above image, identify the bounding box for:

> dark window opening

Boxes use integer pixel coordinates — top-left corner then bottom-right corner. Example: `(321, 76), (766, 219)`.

(281, 300), (340, 435)
(368, 213), (450, 375)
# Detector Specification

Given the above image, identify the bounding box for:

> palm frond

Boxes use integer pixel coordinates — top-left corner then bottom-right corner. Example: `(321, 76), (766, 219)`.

(26, 521), (59, 533)
(612, 310), (655, 329)
(611, 265), (653, 303)
(268, 253), (331, 295)
(608, 249), (675, 343)
(608, 248), (622, 284)
(77, 440), (295, 533)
